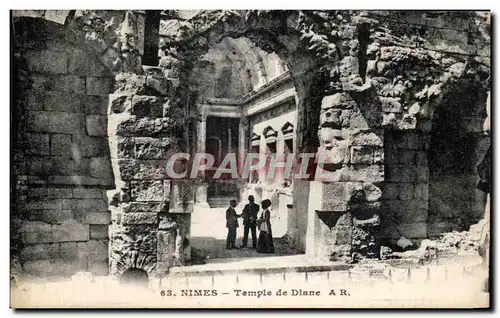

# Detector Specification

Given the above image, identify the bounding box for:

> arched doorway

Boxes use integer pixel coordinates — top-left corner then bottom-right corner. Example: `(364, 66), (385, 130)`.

(162, 12), (325, 261)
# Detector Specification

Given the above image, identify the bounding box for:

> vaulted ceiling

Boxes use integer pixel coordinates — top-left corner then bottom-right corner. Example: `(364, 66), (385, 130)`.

(188, 37), (289, 101)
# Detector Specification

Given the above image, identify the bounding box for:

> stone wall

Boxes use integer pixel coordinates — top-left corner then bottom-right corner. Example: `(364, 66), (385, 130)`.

(381, 130), (430, 242)
(427, 89), (489, 236)
(12, 18), (114, 276)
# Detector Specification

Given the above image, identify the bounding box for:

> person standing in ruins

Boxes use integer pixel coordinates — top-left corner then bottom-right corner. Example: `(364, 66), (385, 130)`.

(256, 199), (274, 253)
(240, 195), (260, 249)
(225, 200), (240, 249)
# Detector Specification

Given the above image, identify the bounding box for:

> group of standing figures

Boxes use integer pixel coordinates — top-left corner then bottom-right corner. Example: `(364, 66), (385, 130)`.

(225, 195), (275, 254)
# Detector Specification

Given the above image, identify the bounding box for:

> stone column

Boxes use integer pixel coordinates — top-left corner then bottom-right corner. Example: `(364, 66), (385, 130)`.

(195, 109), (210, 209)
(107, 65), (193, 278)
(308, 93), (384, 262)
(237, 117), (249, 204)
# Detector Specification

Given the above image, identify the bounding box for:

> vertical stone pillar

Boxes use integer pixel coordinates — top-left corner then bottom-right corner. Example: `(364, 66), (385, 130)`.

(308, 93), (384, 262)
(237, 117), (248, 203)
(195, 109), (210, 208)
(107, 66), (192, 278)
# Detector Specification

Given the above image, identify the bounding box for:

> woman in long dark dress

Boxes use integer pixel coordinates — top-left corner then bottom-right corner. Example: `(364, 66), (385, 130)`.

(256, 199), (274, 253)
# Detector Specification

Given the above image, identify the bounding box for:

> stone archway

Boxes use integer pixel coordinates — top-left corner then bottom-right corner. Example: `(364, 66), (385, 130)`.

(11, 10), (491, 280)
(83, 10), (490, 279)
(156, 10), (387, 263)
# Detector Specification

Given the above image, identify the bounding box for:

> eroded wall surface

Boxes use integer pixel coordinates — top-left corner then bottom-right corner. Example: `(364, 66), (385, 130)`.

(12, 17), (114, 276)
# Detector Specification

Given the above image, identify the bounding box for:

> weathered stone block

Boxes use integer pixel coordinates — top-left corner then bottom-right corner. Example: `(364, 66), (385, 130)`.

(398, 150), (416, 164)
(90, 157), (113, 179)
(130, 95), (167, 117)
(51, 222), (90, 242)
(86, 115), (106, 136)
(73, 188), (104, 199)
(394, 132), (422, 150)
(51, 134), (72, 156)
(386, 164), (417, 183)
(23, 89), (45, 111)
(108, 94), (131, 114)
(48, 176), (113, 187)
(316, 165), (384, 183)
(109, 136), (134, 159)
(310, 183), (349, 212)
(131, 180), (164, 202)
(384, 148), (398, 164)
(169, 183), (194, 213)
(157, 230), (176, 257)
(68, 49), (107, 76)
(85, 212), (111, 225)
(380, 97), (402, 113)
(414, 183), (429, 200)
(115, 117), (176, 137)
(121, 202), (168, 213)
(25, 50), (68, 74)
(398, 183), (414, 200)
(86, 76), (113, 96)
(90, 225), (109, 239)
(114, 73), (147, 95)
(417, 166), (429, 182)
(25, 133), (50, 155)
(86, 240), (108, 262)
(348, 111), (370, 129)
(349, 165), (384, 183)
(27, 156), (90, 176)
(321, 93), (356, 110)
(350, 132), (383, 147)
(20, 243), (59, 261)
(52, 75), (86, 95)
(27, 111), (81, 134)
(27, 187), (73, 199)
(316, 145), (349, 166)
(72, 136), (108, 158)
(59, 242), (79, 259)
(25, 198), (73, 210)
(116, 159), (169, 180)
(84, 95), (108, 115)
(122, 212), (158, 225)
(20, 221), (52, 233)
(72, 198), (108, 212)
(146, 73), (171, 96)
(351, 146), (374, 164)
(44, 90), (82, 112)
(26, 209), (73, 224)
(134, 137), (172, 159)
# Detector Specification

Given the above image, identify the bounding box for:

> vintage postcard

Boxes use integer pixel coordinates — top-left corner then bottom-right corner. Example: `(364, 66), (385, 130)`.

(10, 9), (491, 308)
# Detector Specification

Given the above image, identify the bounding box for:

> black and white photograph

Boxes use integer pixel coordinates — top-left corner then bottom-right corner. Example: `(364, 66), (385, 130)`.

(9, 9), (491, 308)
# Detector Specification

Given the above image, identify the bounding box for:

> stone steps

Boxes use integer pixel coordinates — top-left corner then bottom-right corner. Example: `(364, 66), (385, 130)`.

(207, 196), (237, 208)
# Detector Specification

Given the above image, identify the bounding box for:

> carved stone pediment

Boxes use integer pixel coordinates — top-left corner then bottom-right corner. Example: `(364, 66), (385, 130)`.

(263, 126), (278, 143)
(250, 131), (261, 146)
(281, 121), (294, 140)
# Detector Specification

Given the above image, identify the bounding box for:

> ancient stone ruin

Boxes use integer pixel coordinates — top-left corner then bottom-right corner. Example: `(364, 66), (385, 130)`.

(11, 10), (490, 279)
